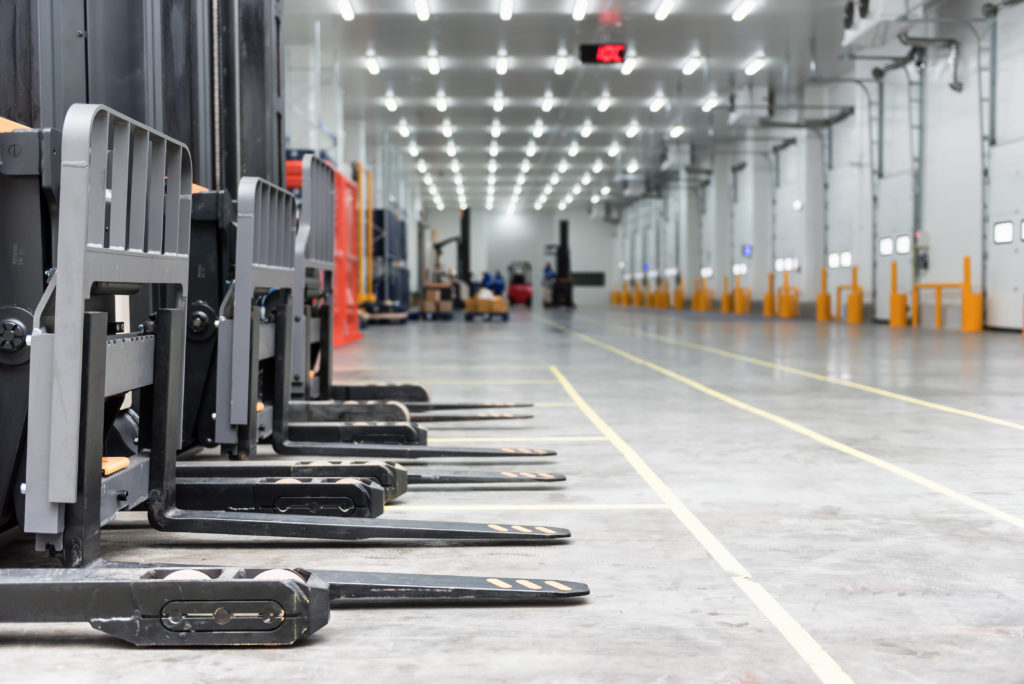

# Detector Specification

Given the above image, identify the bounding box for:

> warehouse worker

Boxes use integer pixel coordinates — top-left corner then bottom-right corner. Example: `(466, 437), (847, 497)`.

(492, 271), (505, 296)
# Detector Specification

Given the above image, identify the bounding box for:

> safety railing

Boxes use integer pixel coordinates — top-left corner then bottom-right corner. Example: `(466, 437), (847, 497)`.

(763, 273), (776, 317)
(649, 281), (671, 308)
(720, 277), (733, 313)
(672, 278), (685, 310)
(911, 256), (982, 332)
(834, 266), (864, 324)
(775, 272), (799, 318)
(732, 275), (752, 314)
(889, 262), (908, 327)
(816, 268), (831, 321)
(691, 277), (713, 311)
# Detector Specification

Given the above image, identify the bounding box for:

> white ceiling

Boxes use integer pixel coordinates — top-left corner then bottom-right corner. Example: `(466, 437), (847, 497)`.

(284, 0), (849, 211)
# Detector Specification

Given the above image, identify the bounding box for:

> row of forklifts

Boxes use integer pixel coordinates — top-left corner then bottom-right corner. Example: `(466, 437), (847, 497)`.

(0, 0), (586, 646)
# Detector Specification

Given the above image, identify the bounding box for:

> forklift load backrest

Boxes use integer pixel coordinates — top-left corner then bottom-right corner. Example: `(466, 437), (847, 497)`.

(224, 176), (296, 429)
(25, 103), (192, 533)
(291, 155), (335, 397)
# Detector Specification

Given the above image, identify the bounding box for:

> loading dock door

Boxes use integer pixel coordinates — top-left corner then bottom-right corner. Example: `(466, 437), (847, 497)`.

(874, 172), (914, 322)
(984, 140), (1024, 330)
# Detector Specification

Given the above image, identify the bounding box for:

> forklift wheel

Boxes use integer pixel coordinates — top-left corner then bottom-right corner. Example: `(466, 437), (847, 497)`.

(526, 297), (532, 306)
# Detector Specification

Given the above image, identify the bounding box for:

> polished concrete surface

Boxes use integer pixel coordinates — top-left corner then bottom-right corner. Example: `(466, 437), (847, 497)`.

(5, 306), (1024, 682)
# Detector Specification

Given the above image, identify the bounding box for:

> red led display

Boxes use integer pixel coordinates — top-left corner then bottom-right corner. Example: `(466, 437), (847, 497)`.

(579, 43), (627, 64)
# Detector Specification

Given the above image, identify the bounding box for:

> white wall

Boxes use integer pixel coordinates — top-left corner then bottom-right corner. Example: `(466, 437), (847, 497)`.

(424, 207), (616, 306)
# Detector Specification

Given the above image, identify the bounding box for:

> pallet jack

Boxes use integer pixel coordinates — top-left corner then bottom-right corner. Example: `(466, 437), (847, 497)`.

(0, 106), (587, 645)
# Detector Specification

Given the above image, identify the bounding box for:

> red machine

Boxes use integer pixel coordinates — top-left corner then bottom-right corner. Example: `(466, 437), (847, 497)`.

(507, 261), (533, 306)
(285, 157), (362, 346)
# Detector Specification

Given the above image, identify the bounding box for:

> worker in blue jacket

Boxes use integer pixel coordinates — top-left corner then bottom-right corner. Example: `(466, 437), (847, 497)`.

(492, 272), (505, 296)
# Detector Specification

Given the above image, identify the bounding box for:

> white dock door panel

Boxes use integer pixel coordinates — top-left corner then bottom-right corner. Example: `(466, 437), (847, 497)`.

(984, 140), (1024, 330)
(874, 172), (914, 321)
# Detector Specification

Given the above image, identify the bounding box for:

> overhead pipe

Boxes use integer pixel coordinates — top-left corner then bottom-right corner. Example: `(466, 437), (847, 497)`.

(983, 0), (1024, 17)
(897, 31), (963, 92)
(871, 47), (922, 81)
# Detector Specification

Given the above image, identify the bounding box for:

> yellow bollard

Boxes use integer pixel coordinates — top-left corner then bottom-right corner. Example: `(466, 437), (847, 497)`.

(763, 273), (776, 317)
(721, 276), (734, 313)
(816, 267), (831, 321)
(961, 256), (983, 332)
(890, 262), (907, 327)
(846, 267), (864, 324)
(733, 275), (751, 314)
(673, 279), (685, 310)
(777, 272), (799, 318)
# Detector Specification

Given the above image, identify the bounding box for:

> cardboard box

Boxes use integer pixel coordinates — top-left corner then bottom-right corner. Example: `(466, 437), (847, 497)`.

(491, 297), (509, 314)
(421, 299), (438, 313)
(438, 300), (453, 314)
(424, 288), (442, 302)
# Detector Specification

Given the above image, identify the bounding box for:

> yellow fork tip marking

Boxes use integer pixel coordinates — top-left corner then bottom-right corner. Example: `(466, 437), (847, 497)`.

(501, 471), (519, 478)
(519, 472), (538, 478)
(518, 448), (533, 454)
(515, 579), (543, 590)
(533, 449), (547, 454)
(538, 473), (555, 479)
(545, 580), (573, 591)
(534, 526), (558, 534)
(511, 525), (533, 533)
(488, 524), (509, 532)
(501, 448), (516, 453)
(486, 578), (513, 589)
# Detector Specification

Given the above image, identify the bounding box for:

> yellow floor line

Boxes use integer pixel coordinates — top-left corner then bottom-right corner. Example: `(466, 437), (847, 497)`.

(550, 321), (1024, 531)
(550, 365), (852, 684)
(609, 317), (1024, 432)
(384, 503), (668, 512)
(335, 364), (549, 371)
(429, 435), (608, 443)
(400, 379), (556, 386)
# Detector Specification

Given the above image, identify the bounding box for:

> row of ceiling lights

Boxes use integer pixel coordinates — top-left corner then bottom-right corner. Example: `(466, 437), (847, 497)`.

(338, 0), (760, 25)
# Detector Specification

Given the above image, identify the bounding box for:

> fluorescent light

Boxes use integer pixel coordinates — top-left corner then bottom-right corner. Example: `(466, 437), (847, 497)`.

(435, 89), (447, 112)
(654, 0), (675, 21)
(532, 119), (545, 138)
(416, 159), (427, 173)
(487, 159), (497, 173)
(581, 172), (592, 186)
(568, 140), (580, 157)
(550, 173), (560, 185)
(732, 0), (757, 22)
(554, 47), (569, 76)
(407, 141), (419, 157)
(422, 172), (432, 184)
(446, 140), (456, 157)
(488, 174), (496, 185)
(499, 0), (514, 21)
(520, 159), (531, 173)
(701, 93), (720, 112)
(572, 183), (582, 195)
(590, 194), (600, 204)
(436, 201), (445, 210)
(541, 89), (555, 112)
(557, 159), (569, 174)
(564, 193), (574, 204)
(496, 47), (508, 75)
(572, 0), (588, 20)
(525, 140), (537, 157)
(669, 124), (686, 138)
(600, 185), (610, 196)
(491, 118), (502, 138)
(682, 53), (705, 76)
(516, 174), (526, 185)
(365, 50), (381, 75)
(493, 89), (504, 112)
(427, 46), (440, 75)
(441, 118), (453, 138)
(625, 119), (640, 138)
(489, 140), (500, 157)
(580, 119), (594, 138)
(744, 52), (767, 76)
(607, 140), (621, 157)
(507, 201), (517, 215)
(558, 202), (567, 211)
(338, 0), (355, 21)
(620, 55), (638, 75)
(597, 91), (611, 112)
(626, 158), (639, 174)
(649, 92), (667, 113)
(591, 158), (604, 173)
(398, 118), (411, 138)
(415, 0), (430, 22)
(450, 159), (461, 173)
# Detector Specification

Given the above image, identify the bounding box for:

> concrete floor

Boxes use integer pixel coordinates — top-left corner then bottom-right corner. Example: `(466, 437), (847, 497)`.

(6, 306), (1024, 682)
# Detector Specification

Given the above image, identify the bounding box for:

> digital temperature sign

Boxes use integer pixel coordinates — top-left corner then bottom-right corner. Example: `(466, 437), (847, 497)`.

(579, 43), (627, 64)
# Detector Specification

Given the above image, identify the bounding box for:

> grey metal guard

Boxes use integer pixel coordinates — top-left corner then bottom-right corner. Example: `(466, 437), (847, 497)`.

(219, 176), (296, 437)
(25, 103), (192, 533)
(291, 154), (336, 394)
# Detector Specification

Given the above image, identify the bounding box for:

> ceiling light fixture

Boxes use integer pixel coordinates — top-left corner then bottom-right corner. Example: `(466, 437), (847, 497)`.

(338, 0), (355, 21)
(526, 140), (538, 157)
(365, 49), (381, 76)
(669, 124), (686, 138)
(626, 158), (640, 174)
(620, 55), (637, 76)
(557, 158), (569, 174)
(625, 119), (640, 138)
(744, 51), (767, 76)
(435, 88), (448, 112)
(492, 89), (505, 112)
(581, 172), (592, 186)
(415, 0), (430, 22)
(446, 140), (456, 157)
(572, 183), (582, 195)
(596, 90), (611, 112)
(600, 185), (611, 196)
(489, 140), (500, 157)
(426, 46), (440, 75)
(496, 47), (509, 76)
(682, 52), (706, 75)
(590, 194), (600, 204)
(491, 118), (502, 138)
(398, 118), (411, 137)
(416, 158), (428, 173)
(558, 201), (567, 211)
(541, 89), (555, 112)
(487, 159), (498, 173)
(532, 119), (545, 138)
(607, 140), (621, 157)
(580, 118), (594, 138)
(543, 183), (553, 194)
(701, 93), (720, 113)
(591, 158), (604, 173)
(550, 173), (560, 185)
(441, 118), (453, 138)
(554, 46), (569, 76)
(516, 173), (526, 185)
(407, 141), (420, 157)
(654, 0), (675, 21)
(520, 159), (531, 173)
(423, 172), (433, 185)
(572, 0), (588, 21)
(567, 140), (580, 157)
(450, 159), (461, 173)
(731, 0), (757, 22)
(499, 0), (514, 21)
(384, 89), (398, 112)
(649, 90), (667, 113)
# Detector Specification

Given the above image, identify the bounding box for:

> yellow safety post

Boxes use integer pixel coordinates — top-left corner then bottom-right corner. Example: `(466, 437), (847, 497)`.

(733, 275), (752, 314)
(890, 262), (907, 327)
(763, 273), (776, 317)
(690, 277), (702, 311)
(673, 277), (685, 310)
(816, 268), (831, 321)
(912, 256), (982, 332)
(610, 287), (622, 305)
(720, 277), (734, 313)
(835, 266), (864, 324)
(631, 280), (644, 306)
(777, 272), (799, 318)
